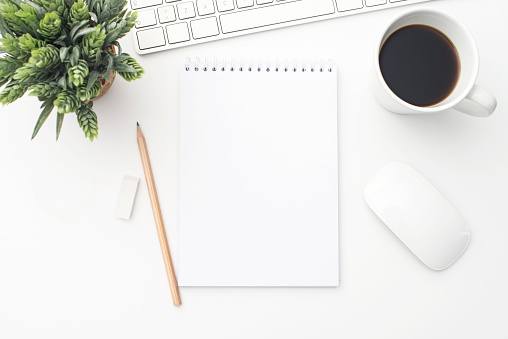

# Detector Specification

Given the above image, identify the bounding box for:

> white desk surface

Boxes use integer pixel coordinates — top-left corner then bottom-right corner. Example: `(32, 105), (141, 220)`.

(1, 0), (507, 337)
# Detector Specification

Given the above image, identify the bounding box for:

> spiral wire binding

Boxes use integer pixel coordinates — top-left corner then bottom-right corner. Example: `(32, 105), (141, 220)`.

(184, 58), (335, 73)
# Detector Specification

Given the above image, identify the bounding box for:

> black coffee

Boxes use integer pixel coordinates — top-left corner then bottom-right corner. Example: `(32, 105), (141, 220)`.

(379, 25), (460, 107)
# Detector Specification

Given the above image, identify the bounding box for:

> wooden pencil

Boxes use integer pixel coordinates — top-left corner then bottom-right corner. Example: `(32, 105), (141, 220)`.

(137, 122), (182, 306)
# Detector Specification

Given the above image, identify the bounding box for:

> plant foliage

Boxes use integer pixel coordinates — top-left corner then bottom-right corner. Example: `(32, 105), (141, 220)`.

(0, 0), (144, 141)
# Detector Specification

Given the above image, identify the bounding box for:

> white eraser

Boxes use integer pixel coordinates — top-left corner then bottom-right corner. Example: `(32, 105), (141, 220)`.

(115, 175), (140, 220)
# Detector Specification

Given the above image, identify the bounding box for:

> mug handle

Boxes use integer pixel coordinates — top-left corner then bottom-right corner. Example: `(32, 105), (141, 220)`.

(453, 85), (497, 117)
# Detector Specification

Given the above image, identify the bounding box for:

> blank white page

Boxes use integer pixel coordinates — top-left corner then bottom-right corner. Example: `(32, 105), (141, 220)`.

(179, 59), (338, 286)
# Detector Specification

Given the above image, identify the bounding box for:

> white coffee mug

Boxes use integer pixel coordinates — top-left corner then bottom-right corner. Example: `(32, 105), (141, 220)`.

(371, 9), (497, 117)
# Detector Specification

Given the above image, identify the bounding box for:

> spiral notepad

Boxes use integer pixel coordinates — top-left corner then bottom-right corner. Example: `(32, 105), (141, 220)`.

(179, 58), (339, 286)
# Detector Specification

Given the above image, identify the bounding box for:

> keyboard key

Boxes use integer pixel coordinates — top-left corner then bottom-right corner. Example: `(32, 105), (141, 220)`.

(217, 0), (234, 12)
(166, 22), (191, 43)
(220, 0), (334, 33)
(177, 2), (196, 19)
(191, 17), (220, 39)
(135, 9), (157, 28)
(132, 0), (433, 54)
(236, 0), (253, 8)
(137, 27), (166, 49)
(158, 6), (176, 23)
(366, 0), (387, 5)
(196, 0), (215, 15)
(130, 0), (162, 9)
(336, 0), (363, 12)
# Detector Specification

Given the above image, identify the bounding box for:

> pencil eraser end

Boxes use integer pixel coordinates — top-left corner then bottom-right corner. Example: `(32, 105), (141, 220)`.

(115, 175), (140, 220)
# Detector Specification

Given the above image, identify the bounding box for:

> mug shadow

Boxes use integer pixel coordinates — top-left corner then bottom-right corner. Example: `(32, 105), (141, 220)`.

(379, 107), (488, 158)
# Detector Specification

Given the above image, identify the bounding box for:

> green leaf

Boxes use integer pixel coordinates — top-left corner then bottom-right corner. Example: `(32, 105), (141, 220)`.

(33, 0), (67, 18)
(59, 46), (70, 62)
(104, 71), (111, 82)
(106, 53), (113, 69)
(0, 16), (15, 37)
(56, 112), (64, 140)
(70, 45), (80, 66)
(86, 70), (99, 92)
(24, 0), (47, 20)
(103, 26), (121, 46)
(29, 81), (61, 100)
(13, 64), (37, 82)
(114, 64), (135, 72)
(76, 104), (98, 141)
(31, 102), (54, 139)
(0, 56), (23, 81)
(27, 46), (60, 68)
(81, 24), (106, 62)
(58, 73), (67, 88)
(0, 78), (10, 88)
(69, 19), (89, 40)
(69, 0), (89, 24)
(9, 0), (25, 7)
(67, 59), (88, 86)
(118, 57), (144, 82)
(0, 34), (23, 58)
(51, 33), (68, 47)
(18, 33), (46, 55)
(38, 12), (61, 41)
(30, 21), (42, 39)
(53, 89), (80, 113)
(73, 26), (98, 42)
(0, 81), (29, 105)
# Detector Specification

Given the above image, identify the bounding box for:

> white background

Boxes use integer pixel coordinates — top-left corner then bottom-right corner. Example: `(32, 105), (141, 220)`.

(1, 0), (507, 337)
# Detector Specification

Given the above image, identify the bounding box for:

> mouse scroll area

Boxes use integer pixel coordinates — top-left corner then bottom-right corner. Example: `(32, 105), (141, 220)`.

(365, 162), (470, 271)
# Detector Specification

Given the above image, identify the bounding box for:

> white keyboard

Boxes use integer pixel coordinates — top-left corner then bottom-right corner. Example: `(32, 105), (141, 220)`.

(130, 0), (433, 54)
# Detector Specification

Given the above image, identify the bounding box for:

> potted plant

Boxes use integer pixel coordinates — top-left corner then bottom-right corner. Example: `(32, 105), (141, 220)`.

(0, 0), (144, 141)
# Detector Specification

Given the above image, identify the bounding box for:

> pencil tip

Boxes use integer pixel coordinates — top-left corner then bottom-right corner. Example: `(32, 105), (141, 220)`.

(137, 122), (139, 126)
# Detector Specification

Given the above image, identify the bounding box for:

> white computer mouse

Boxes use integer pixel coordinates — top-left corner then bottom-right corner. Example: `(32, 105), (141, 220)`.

(364, 162), (470, 270)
